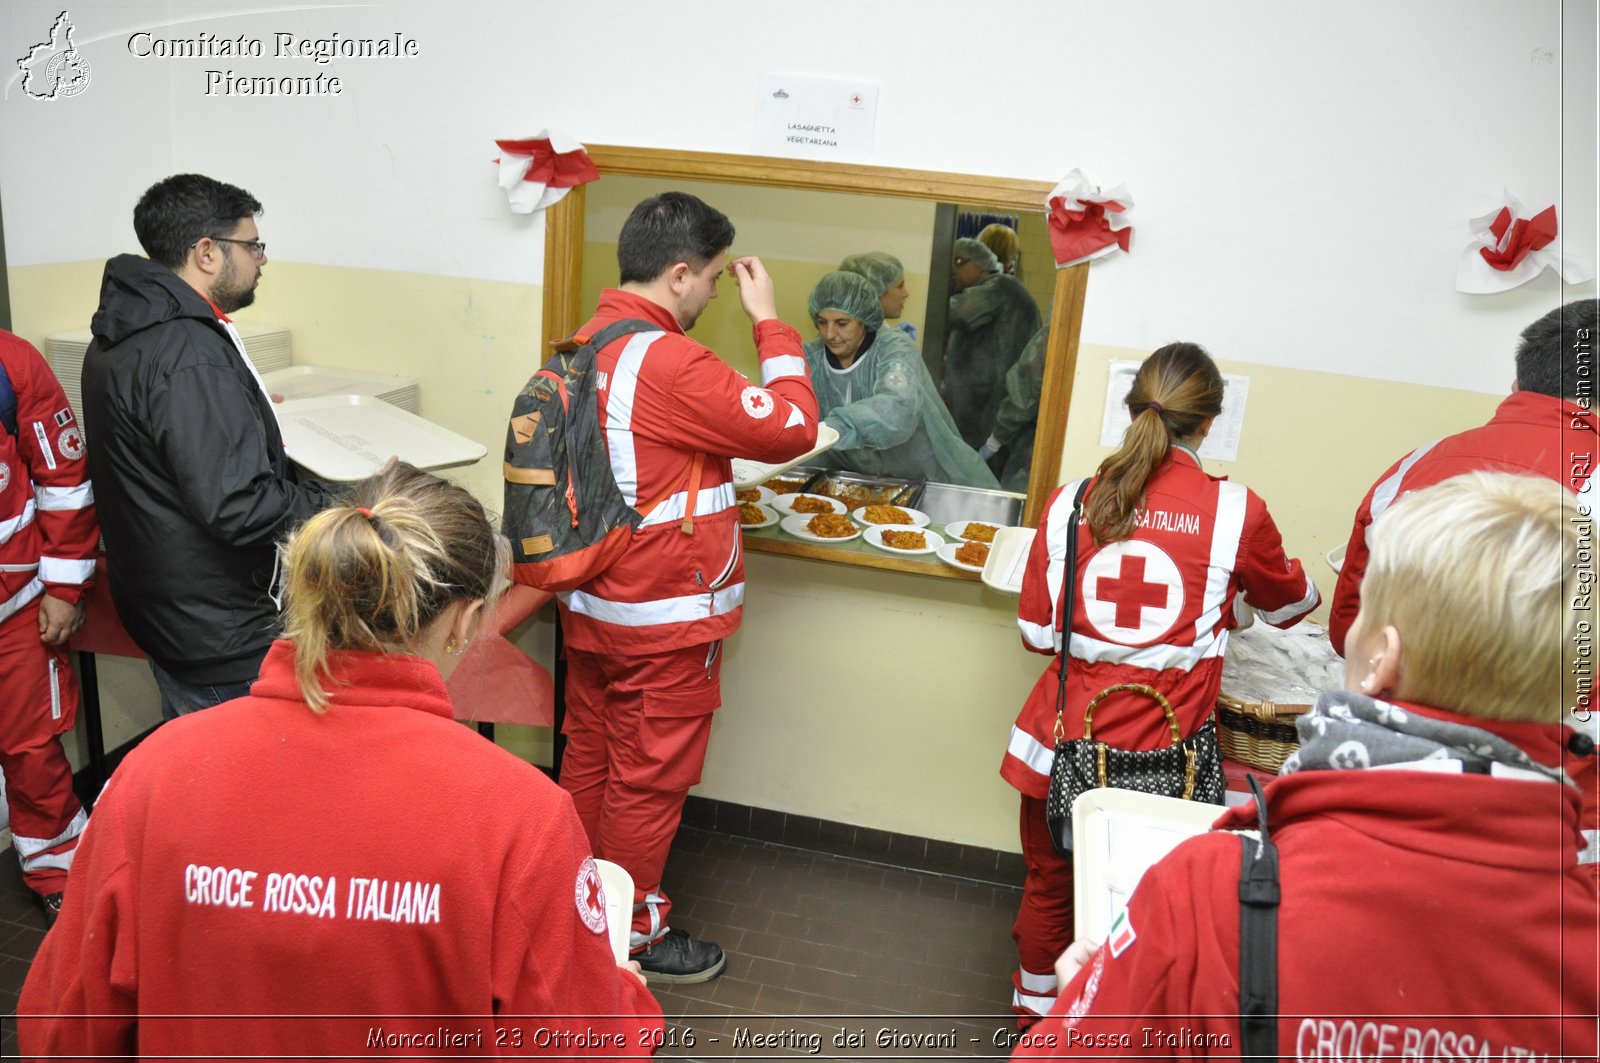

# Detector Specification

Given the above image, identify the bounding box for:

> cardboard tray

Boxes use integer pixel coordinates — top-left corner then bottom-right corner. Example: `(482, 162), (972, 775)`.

(278, 395), (486, 482)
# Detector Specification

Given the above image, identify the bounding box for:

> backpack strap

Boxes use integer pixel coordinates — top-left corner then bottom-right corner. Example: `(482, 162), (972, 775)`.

(555, 317), (662, 355)
(567, 319), (708, 534)
(1238, 773), (1280, 1060)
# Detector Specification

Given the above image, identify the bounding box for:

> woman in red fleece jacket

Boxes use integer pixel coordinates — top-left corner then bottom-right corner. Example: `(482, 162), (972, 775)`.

(1016, 471), (1597, 1061)
(20, 463), (663, 1059)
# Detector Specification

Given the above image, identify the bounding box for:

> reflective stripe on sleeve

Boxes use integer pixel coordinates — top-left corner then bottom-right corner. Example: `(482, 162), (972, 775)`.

(760, 354), (808, 385)
(35, 480), (94, 511)
(1006, 725), (1055, 779)
(38, 555), (96, 584)
(1256, 573), (1320, 625)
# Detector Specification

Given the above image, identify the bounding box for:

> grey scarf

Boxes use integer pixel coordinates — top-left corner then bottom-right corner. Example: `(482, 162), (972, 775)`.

(1281, 690), (1572, 787)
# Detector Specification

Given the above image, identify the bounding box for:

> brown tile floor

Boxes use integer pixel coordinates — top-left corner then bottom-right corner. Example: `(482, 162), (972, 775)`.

(0, 826), (1026, 1060)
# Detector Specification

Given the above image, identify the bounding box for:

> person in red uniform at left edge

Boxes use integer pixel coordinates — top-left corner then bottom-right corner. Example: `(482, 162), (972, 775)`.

(560, 192), (818, 984)
(0, 328), (97, 929)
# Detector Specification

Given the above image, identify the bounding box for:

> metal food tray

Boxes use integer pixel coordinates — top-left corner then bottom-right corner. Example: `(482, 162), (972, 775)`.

(278, 394), (487, 482)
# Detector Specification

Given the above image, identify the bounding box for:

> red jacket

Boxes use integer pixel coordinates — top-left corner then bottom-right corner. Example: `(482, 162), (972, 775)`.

(1016, 702), (1598, 1062)
(1330, 390), (1595, 654)
(559, 290), (818, 655)
(0, 330), (96, 630)
(18, 641), (663, 1058)
(1003, 448), (1318, 798)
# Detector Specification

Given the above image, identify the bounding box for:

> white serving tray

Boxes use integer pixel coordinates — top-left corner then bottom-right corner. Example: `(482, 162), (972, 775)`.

(278, 395), (486, 482)
(732, 423), (840, 489)
(980, 525), (1036, 595)
(1072, 788), (1225, 942)
(262, 365), (416, 402)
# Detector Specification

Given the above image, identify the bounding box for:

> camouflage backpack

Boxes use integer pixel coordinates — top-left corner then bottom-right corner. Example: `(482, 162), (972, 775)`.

(503, 319), (702, 592)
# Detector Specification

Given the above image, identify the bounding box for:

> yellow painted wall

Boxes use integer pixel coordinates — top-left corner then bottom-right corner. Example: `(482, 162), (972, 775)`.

(6, 259), (1503, 851)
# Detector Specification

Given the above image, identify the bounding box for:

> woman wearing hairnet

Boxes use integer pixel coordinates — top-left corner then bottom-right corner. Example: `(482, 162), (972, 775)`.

(945, 237), (1042, 448)
(805, 271), (998, 488)
(838, 251), (917, 340)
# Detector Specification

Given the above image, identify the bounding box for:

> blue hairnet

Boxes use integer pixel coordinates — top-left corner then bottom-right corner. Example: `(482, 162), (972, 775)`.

(954, 237), (1001, 275)
(808, 271), (885, 331)
(837, 252), (905, 299)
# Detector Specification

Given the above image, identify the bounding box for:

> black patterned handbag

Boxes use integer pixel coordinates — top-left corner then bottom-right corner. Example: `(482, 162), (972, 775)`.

(1044, 684), (1226, 854)
(1041, 480), (1224, 857)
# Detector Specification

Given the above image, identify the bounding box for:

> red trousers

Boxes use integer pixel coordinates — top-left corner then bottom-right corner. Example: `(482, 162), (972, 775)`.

(561, 641), (721, 949)
(0, 606), (86, 895)
(1011, 794), (1074, 1026)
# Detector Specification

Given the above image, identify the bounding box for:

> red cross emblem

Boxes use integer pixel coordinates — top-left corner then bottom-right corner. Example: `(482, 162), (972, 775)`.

(740, 386), (775, 420)
(1097, 554), (1168, 629)
(850, 93), (863, 105)
(573, 856), (608, 933)
(1082, 542), (1184, 641)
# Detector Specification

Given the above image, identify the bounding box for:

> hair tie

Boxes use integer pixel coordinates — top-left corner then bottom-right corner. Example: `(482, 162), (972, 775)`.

(1147, 401), (1164, 414)
(355, 507), (375, 519)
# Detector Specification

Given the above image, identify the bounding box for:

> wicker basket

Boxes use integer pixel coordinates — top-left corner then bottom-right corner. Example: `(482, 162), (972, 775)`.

(1216, 694), (1309, 774)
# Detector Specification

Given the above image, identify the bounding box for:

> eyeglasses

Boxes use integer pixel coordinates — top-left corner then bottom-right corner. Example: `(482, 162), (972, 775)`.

(206, 236), (267, 260)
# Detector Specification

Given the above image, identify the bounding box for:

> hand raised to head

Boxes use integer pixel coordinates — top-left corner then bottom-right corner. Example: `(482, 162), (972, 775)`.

(728, 256), (777, 325)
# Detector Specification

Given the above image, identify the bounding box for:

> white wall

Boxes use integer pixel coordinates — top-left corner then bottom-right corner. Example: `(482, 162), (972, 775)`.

(3, 0), (1595, 391)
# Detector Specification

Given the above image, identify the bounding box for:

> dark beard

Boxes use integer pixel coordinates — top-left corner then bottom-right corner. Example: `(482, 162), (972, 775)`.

(212, 254), (258, 313)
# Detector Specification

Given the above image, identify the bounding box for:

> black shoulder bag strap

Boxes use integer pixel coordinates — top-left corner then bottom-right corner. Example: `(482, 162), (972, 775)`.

(1238, 773), (1280, 1060)
(1052, 478), (1093, 721)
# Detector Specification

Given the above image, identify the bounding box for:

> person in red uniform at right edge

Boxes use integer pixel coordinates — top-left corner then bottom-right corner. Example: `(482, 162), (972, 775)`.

(1015, 472), (1598, 1062)
(0, 328), (97, 928)
(1002, 343), (1318, 1025)
(1329, 297), (1599, 873)
(559, 192), (818, 983)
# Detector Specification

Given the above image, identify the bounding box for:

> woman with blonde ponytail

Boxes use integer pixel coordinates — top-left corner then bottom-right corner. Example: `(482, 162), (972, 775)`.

(20, 463), (664, 1057)
(998, 343), (1320, 1027)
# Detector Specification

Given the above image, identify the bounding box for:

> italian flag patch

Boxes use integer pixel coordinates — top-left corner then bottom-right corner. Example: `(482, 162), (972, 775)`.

(1107, 907), (1137, 957)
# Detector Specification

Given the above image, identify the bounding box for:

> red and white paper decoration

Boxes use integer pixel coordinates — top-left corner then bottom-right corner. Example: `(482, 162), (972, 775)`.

(493, 130), (599, 214)
(1047, 170), (1134, 268)
(1456, 191), (1594, 294)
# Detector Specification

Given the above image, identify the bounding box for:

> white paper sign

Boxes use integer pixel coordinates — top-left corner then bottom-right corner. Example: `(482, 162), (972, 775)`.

(753, 73), (878, 162)
(1098, 361), (1251, 462)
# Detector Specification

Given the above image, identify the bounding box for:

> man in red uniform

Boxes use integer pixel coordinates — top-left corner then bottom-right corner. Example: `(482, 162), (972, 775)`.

(0, 328), (98, 926)
(1329, 299), (1599, 873)
(1330, 298), (1597, 654)
(559, 192), (818, 982)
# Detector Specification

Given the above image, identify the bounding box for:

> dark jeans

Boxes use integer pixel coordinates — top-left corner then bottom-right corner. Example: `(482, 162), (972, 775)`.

(147, 660), (255, 721)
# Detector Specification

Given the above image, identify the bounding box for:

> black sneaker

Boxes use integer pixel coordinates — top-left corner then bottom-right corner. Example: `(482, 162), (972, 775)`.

(38, 892), (64, 929)
(633, 927), (726, 984)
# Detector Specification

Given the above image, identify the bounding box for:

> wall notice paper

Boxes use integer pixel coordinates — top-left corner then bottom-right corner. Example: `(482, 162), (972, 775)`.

(1098, 361), (1250, 462)
(753, 73), (878, 163)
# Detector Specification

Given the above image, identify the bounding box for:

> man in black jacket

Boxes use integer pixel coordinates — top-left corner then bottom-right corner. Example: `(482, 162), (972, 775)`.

(82, 174), (337, 718)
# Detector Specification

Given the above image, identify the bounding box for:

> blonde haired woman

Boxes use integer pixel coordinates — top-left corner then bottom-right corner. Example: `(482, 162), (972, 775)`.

(1017, 472), (1597, 1058)
(1001, 342), (1319, 1025)
(20, 464), (662, 1056)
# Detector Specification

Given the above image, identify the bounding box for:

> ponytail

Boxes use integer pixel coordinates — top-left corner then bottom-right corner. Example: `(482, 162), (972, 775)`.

(280, 463), (508, 712)
(1085, 343), (1223, 544)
